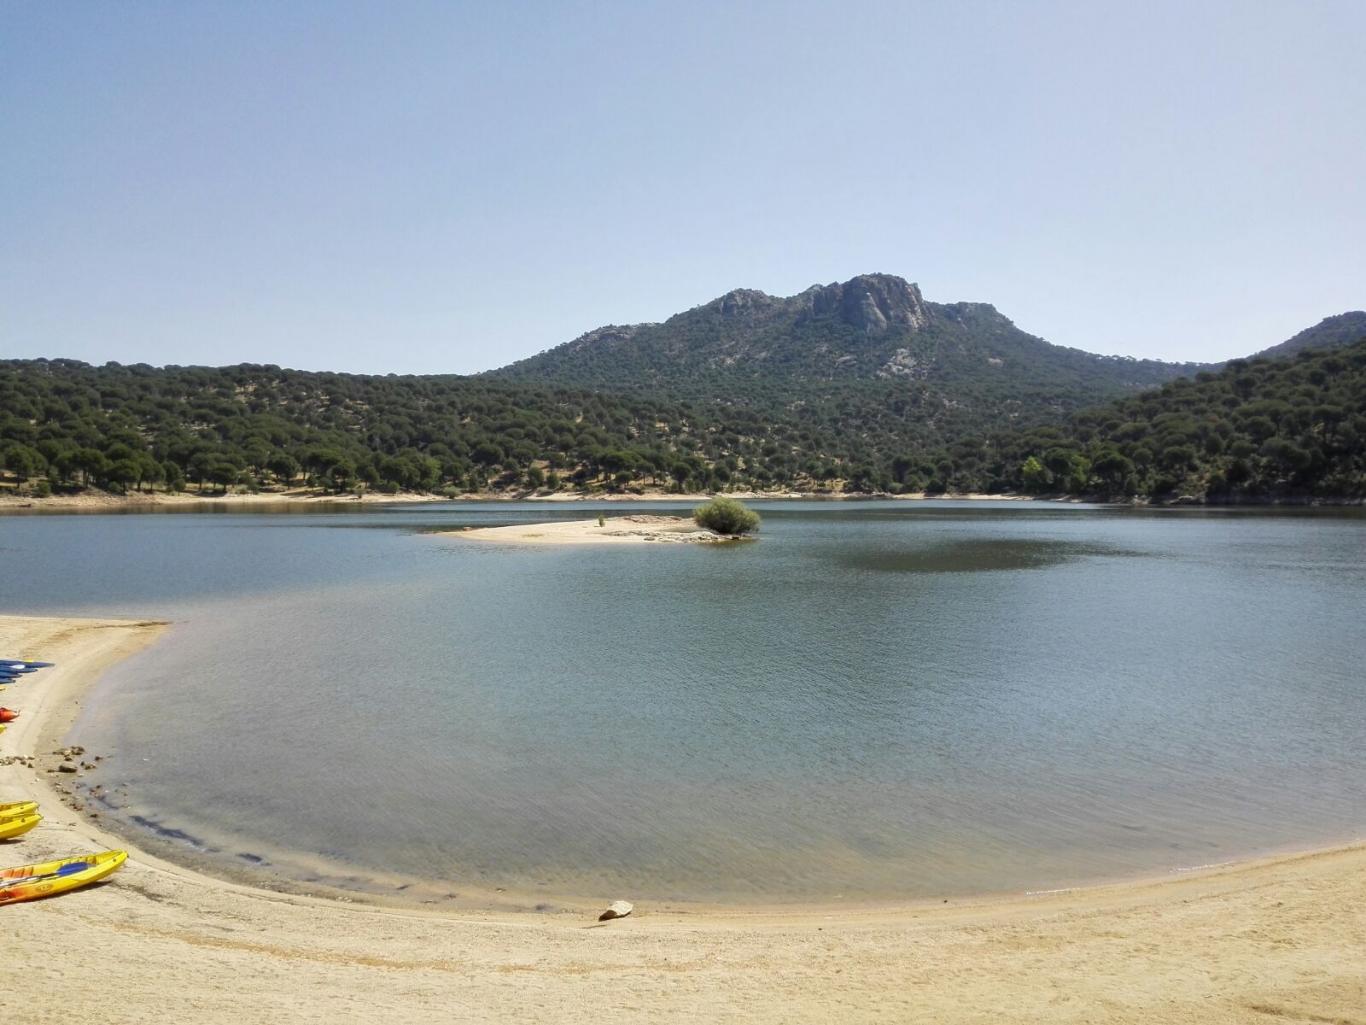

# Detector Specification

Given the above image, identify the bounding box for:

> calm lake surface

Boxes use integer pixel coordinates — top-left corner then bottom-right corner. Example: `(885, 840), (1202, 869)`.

(3, 501), (1365, 905)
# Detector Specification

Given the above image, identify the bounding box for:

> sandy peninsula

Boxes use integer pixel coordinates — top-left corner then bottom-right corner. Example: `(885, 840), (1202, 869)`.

(442, 514), (738, 545)
(2, 614), (1364, 1023)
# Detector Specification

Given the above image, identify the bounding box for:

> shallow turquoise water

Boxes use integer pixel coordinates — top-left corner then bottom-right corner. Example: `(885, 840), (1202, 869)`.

(3, 501), (1364, 904)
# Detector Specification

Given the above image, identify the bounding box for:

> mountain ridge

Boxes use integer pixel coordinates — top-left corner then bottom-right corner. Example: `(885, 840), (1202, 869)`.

(492, 273), (1206, 403)
(1250, 311), (1366, 361)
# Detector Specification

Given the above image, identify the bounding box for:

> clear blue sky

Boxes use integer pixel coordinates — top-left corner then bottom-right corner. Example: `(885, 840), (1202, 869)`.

(3, 1), (1363, 374)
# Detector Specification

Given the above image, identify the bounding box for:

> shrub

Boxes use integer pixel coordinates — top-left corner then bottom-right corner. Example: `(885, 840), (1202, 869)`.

(693, 497), (760, 536)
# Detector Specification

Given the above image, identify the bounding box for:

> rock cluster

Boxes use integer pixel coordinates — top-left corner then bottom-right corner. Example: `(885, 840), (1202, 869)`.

(45, 745), (101, 776)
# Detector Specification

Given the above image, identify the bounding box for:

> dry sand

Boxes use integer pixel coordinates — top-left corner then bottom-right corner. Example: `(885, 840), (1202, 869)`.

(442, 514), (736, 545)
(1, 614), (1363, 1024)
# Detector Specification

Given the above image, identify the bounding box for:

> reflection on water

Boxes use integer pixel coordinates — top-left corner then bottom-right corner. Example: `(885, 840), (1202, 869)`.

(840, 538), (1143, 573)
(2, 501), (1364, 905)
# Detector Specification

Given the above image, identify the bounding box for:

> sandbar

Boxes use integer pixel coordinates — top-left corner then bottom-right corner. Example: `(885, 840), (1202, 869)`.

(441, 514), (737, 545)
(1, 613), (1363, 1023)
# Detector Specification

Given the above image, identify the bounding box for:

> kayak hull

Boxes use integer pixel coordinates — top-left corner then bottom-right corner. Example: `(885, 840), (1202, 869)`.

(0, 850), (128, 905)
(0, 801), (38, 821)
(0, 814), (40, 841)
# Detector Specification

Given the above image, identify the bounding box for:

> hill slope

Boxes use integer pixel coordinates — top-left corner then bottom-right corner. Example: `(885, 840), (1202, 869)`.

(1250, 311), (1366, 360)
(493, 274), (1205, 432)
(937, 339), (1366, 501)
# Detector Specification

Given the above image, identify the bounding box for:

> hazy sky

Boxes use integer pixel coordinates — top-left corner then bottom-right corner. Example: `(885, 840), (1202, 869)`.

(3, 1), (1363, 374)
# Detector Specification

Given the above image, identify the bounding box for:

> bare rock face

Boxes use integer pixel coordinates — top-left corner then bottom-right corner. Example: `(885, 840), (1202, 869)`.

(598, 900), (634, 921)
(809, 274), (929, 335)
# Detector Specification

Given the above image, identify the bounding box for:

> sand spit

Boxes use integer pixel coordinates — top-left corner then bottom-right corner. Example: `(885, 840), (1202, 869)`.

(442, 514), (739, 545)
(0, 614), (1364, 1023)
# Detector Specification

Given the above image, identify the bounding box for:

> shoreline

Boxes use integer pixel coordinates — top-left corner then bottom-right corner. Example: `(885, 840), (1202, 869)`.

(0, 488), (1045, 512)
(5, 489), (1361, 515)
(2, 614), (1365, 1020)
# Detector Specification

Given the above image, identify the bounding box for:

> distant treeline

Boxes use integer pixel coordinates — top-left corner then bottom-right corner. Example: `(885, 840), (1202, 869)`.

(2, 339), (1363, 501)
(0, 360), (940, 496)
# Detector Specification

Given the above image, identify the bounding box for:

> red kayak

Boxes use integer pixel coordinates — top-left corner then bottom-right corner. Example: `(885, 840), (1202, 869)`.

(0, 708), (19, 723)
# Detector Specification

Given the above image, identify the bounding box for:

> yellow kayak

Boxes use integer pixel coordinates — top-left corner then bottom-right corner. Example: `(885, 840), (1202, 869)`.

(0, 814), (40, 841)
(0, 850), (127, 905)
(0, 801), (38, 821)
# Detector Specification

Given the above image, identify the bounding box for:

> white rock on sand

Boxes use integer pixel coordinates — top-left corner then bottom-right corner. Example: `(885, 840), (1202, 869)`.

(598, 899), (634, 921)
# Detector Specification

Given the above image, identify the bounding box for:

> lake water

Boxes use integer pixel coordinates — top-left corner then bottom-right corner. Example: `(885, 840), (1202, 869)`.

(2, 501), (1364, 906)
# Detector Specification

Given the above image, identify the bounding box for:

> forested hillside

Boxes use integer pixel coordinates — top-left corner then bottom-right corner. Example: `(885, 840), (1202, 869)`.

(0, 362), (785, 495)
(935, 339), (1366, 501)
(495, 274), (1201, 419)
(1250, 312), (1366, 360)
(1, 301), (1360, 502)
(1, 359), (1024, 496)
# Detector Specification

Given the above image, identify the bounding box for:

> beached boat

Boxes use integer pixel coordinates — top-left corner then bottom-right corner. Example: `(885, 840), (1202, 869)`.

(0, 709), (19, 723)
(0, 850), (127, 905)
(0, 801), (38, 821)
(0, 814), (40, 842)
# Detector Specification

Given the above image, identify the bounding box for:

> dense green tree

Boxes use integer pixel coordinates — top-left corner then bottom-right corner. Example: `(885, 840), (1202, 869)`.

(0, 443), (45, 482)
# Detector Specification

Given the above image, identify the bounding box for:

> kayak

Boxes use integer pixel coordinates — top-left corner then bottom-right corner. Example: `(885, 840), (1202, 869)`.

(0, 814), (40, 842)
(0, 709), (19, 723)
(0, 661), (52, 669)
(0, 850), (127, 906)
(0, 801), (38, 821)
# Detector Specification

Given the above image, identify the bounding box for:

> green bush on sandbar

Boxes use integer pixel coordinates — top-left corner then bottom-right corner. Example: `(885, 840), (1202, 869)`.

(693, 496), (761, 536)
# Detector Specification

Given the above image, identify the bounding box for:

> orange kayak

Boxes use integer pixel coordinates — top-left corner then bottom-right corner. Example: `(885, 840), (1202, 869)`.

(0, 709), (18, 723)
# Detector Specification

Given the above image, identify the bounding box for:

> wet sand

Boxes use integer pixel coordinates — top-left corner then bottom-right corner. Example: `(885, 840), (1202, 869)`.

(1, 613), (1363, 1023)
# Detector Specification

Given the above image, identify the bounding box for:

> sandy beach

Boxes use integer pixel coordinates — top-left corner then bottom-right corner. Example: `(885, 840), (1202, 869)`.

(1, 614), (1363, 1023)
(442, 514), (737, 544)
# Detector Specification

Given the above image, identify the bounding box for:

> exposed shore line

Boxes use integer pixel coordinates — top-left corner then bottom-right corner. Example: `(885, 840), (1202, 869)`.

(0, 488), (1042, 512)
(2, 613), (1365, 1021)
(5, 487), (1362, 514)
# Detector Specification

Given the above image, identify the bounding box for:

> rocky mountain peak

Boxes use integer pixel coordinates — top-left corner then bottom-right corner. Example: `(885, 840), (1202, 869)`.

(807, 274), (929, 335)
(713, 288), (777, 316)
